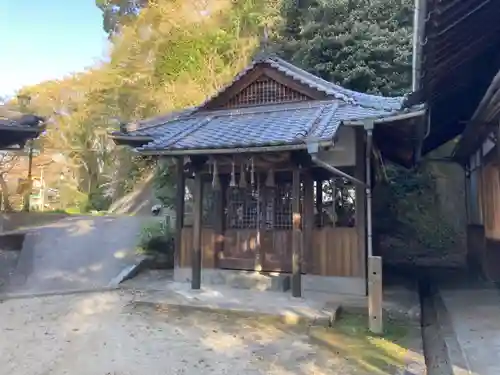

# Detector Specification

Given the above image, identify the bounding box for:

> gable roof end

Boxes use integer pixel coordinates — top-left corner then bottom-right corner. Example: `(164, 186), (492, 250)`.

(196, 55), (406, 112)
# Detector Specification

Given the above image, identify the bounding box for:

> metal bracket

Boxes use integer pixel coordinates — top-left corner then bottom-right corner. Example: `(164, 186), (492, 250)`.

(305, 136), (321, 155)
(363, 119), (375, 132)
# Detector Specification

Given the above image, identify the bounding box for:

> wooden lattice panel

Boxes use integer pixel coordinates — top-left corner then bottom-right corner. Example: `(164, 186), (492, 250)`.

(222, 76), (311, 109)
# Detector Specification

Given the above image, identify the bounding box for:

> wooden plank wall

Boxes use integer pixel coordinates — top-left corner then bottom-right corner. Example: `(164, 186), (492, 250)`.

(481, 164), (500, 240)
(180, 227), (361, 277)
(310, 227), (360, 277)
(180, 228), (216, 268)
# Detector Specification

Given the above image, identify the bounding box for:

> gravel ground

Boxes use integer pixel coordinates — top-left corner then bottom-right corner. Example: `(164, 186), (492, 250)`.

(0, 290), (375, 375)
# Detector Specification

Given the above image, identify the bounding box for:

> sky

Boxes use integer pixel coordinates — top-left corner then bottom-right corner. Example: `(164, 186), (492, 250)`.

(0, 0), (109, 97)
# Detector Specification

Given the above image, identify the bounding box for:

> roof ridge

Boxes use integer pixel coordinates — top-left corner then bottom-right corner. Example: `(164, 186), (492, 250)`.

(293, 106), (326, 140)
(307, 102), (340, 138)
(267, 56), (406, 111)
(162, 115), (214, 149)
(127, 108), (196, 134)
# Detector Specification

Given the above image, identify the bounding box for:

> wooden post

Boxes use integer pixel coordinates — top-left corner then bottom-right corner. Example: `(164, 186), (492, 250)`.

(191, 170), (203, 290)
(303, 172), (314, 274)
(174, 157), (185, 269)
(368, 255), (383, 334)
(292, 167), (302, 297)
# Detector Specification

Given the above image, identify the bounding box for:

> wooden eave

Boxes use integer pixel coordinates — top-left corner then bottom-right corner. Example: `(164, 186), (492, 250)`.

(109, 133), (154, 147)
(419, 0), (500, 154)
(0, 125), (45, 149)
(453, 71), (500, 162)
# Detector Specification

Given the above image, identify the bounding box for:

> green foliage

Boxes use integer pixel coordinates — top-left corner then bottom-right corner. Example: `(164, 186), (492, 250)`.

(373, 165), (458, 261)
(274, 0), (413, 96)
(152, 160), (177, 209)
(86, 187), (113, 212)
(96, 0), (148, 34)
(137, 219), (174, 267)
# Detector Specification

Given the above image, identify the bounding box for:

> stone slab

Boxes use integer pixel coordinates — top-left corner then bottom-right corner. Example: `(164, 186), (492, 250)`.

(126, 281), (340, 327)
(437, 288), (500, 375)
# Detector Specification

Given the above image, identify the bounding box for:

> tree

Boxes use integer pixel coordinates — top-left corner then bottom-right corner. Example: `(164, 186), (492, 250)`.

(274, 0), (413, 96)
(96, 0), (148, 35)
(0, 152), (20, 212)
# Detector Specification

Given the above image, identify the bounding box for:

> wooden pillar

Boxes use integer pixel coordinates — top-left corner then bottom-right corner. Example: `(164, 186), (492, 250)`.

(303, 171), (314, 274)
(191, 170), (203, 289)
(292, 167), (302, 297)
(315, 180), (323, 225)
(174, 157), (185, 269)
(214, 178), (227, 267)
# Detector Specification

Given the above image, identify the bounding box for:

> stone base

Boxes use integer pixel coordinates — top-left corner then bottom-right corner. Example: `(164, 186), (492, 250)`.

(174, 267), (366, 295)
(174, 268), (290, 292)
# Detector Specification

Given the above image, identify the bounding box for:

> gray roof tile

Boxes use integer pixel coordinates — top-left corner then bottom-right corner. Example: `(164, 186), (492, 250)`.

(135, 100), (413, 152)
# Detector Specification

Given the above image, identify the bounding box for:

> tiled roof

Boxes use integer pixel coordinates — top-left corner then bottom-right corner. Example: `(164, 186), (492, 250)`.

(0, 109), (45, 130)
(135, 100), (415, 153)
(197, 55), (406, 112)
(111, 56), (424, 154)
(123, 108), (196, 135)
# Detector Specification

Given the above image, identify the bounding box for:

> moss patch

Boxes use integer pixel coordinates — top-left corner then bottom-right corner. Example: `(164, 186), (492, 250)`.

(310, 312), (422, 375)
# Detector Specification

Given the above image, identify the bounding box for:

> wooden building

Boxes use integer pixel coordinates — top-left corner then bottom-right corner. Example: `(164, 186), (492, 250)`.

(453, 72), (500, 280)
(410, 0), (500, 278)
(112, 55), (425, 296)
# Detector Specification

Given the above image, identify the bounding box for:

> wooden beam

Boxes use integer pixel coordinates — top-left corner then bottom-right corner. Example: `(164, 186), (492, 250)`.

(303, 171), (314, 273)
(292, 167), (302, 297)
(434, 0), (495, 38)
(174, 157), (185, 269)
(497, 124), (500, 163)
(191, 170), (204, 289)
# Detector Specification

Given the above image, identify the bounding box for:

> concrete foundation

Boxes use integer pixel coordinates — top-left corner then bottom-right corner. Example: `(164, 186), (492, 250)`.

(174, 267), (366, 295)
(302, 275), (366, 296)
(174, 267), (290, 291)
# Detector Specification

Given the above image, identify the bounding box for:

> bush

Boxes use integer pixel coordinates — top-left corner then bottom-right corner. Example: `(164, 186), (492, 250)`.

(373, 164), (459, 264)
(137, 218), (174, 268)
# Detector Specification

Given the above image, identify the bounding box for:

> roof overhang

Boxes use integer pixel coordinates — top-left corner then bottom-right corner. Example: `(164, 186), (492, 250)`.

(342, 107), (426, 126)
(111, 106), (426, 168)
(0, 125), (45, 149)
(134, 140), (335, 156)
(109, 132), (154, 147)
(415, 0), (500, 154)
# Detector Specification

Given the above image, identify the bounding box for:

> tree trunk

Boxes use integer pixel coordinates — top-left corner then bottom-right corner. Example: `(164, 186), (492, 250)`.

(0, 174), (13, 212)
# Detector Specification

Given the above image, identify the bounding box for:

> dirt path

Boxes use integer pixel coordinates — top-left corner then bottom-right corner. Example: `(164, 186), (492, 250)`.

(0, 290), (381, 375)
